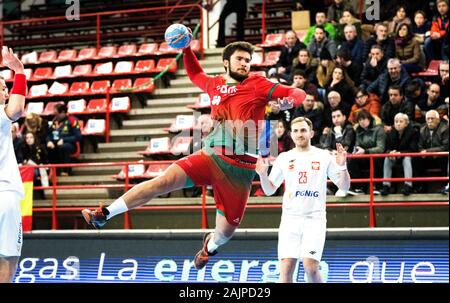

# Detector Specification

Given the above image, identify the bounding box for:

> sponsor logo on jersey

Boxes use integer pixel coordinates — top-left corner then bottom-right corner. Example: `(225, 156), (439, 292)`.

(288, 159), (295, 170)
(217, 85), (238, 95)
(289, 190), (320, 199)
(233, 217), (240, 224)
(311, 161), (320, 170)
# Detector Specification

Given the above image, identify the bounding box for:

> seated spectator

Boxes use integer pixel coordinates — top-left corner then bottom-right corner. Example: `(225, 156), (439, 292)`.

(367, 58), (411, 104)
(412, 10), (432, 44)
(405, 78), (428, 109)
(268, 31), (306, 80)
(292, 94), (324, 144)
(320, 108), (355, 197)
(336, 9), (362, 43)
(394, 23), (423, 74)
(348, 88), (382, 125)
(325, 65), (356, 108)
(415, 83), (448, 123)
(290, 69), (319, 100)
(24, 112), (48, 146)
(46, 104), (82, 176)
(388, 5), (411, 36)
(303, 11), (337, 45)
(327, 0), (352, 25)
(339, 24), (364, 64)
(286, 49), (318, 85)
(360, 45), (388, 89)
(316, 48), (336, 89)
(416, 110), (449, 192)
(275, 119), (295, 154)
(424, 0), (449, 63)
(362, 22), (396, 62)
(380, 85), (415, 134)
(348, 109), (386, 195)
(336, 47), (362, 86)
(322, 90), (351, 129)
(307, 25), (337, 60)
(11, 122), (24, 164)
(435, 61), (449, 100)
(380, 113), (419, 196)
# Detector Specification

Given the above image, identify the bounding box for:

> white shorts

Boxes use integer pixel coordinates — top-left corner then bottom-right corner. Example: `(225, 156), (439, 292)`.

(278, 214), (326, 262)
(0, 191), (23, 257)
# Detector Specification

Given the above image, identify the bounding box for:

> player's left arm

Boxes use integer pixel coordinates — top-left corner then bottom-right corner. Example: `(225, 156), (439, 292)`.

(255, 155), (279, 195)
(328, 143), (351, 191)
(2, 46), (26, 121)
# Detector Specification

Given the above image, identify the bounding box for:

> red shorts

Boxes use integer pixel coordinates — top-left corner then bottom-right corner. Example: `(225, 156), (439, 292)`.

(175, 149), (256, 226)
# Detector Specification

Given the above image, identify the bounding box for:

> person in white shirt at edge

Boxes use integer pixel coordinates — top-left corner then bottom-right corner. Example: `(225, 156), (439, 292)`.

(0, 46), (27, 283)
(255, 117), (350, 283)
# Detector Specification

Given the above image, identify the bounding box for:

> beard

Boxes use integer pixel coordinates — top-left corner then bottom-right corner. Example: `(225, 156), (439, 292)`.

(229, 68), (249, 82)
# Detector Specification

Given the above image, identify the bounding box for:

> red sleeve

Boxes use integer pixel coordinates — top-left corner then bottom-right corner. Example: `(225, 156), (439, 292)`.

(183, 46), (213, 92)
(271, 84), (306, 107)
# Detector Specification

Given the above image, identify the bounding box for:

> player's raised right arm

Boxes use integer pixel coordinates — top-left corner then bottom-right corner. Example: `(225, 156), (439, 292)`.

(2, 46), (26, 121)
(183, 46), (211, 92)
(256, 155), (279, 196)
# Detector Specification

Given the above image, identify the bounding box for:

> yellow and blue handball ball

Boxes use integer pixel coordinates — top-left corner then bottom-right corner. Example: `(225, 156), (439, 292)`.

(164, 24), (192, 49)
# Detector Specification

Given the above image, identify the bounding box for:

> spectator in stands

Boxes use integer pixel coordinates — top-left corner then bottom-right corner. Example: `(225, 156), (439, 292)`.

(336, 9), (362, 43)
(46, 103), (82, 176)
(275, 119), (295, 154)
(412, 10), (432, 44)
(290, 69), (319, 100)
(322, 90), (351, 129)
(23, 112), (48, 146)
(416, 83), (448, 123)
(11, 122), (23, 164)
(367, 58), (411, 104)
(436, 61), (449, 100)
(348, 109), (386, 195)
(380, 85), (415, 134)
(339, 24), (364, 65)
(268, 31), (306, 80)
(20, 131), (49, 195)
(388, 5), (412, 36)
(416, 109), (449, 192)
(335, 47), (362, 86)
(348, 88), (382, 125)
(288, 49), (318, 85)
(362, 22), (396, 62)
(424, 0), (449, 62)
(325, 65), (356, 109)
(405, 78), (428, 109)
(304, 11), (337, 45)
(307, 25), (337, 60)
(395, 23), (423, 74)
(360, 45), (388, 89)
(380, 113), (419, 196)
(316, 48), (336, 89)
(292, 93), (324, 144)
(216, 0), (247, 47)
(327, 0), (352, 25)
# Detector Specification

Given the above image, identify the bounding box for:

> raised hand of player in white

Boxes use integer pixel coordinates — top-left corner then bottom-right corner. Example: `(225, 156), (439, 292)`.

(1, 46), (24, 74)
(255, 155), (269, 176)
(335, 143), (347, 166)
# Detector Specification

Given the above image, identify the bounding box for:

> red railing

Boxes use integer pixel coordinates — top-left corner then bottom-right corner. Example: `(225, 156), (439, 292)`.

(29, 151), (448, 230)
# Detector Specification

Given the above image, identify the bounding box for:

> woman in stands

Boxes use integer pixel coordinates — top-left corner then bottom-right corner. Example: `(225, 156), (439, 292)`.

(394, 23), (423, 74)
(23, 112), (48, 146)
(388, 5), (411, 36)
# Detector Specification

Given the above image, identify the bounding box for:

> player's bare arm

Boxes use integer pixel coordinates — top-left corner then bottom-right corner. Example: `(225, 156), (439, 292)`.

(256, 155), (278, 195)
(1, 46), (25, 121)
(335, 143), (351, 192)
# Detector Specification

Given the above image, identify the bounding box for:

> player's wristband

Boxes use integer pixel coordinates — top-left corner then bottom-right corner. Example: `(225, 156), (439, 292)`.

(11, 74), (27, 97)
(337, 164), (348, 171)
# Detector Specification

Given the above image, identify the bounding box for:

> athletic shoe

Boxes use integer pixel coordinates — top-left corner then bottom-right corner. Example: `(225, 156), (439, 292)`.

(380, 185), (391, 196)
(334, 189), (347, 197)
(81, 203), (109, 229)
(348, 188), (364, 196)
(401, 185), (413, 196)
(193, 232), (217, 269)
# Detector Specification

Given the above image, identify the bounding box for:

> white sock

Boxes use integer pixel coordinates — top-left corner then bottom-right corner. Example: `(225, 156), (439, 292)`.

(207, 233), (219, 253)
(106, 197), (128, 220)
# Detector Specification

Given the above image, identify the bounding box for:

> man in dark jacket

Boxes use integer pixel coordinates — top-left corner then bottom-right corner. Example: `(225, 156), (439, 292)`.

(340, 24), (364, 64)
(292, 93), (323, 145)
(268, 31), (306, 79)
(360, 45), (388, 89)
(320, 108), (355, 153)
(362, 22), (396, 62)
(380, 113), (419, 196)
(380, 85), (415, 133)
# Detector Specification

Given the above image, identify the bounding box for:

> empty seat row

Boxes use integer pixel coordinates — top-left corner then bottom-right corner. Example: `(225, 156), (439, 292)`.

(250, 51), (281, 67)
(27, 77), (154, 98)
(138, 136), (193, 157)
(113, 162), (172, 180)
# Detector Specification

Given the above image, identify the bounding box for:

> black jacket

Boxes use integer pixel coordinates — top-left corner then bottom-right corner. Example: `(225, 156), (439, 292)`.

(320, 123), (355, 153)
(385, 124), (419, 153)
(380, 100), (415, 127)
(418, 121), (449, 152)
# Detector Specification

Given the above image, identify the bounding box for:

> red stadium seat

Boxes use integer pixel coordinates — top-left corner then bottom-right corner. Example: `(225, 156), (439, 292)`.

(42, 101), (65, 116)
(67, 99), (87, 115)
(261, 51), (281, 66)
(72, 64), (92, 76)
(24, 68), (33, 80)
(21, 51), (38, 64)
(82, 119), (106, 136)
(110, 96), (131, 113)
(137, 43), (159, 56)
(117, 44), (137, 57)
(133, 78), (155, 93)
(154, 58), (177, 73)
(170, 136), (193, 155)
(48, 81), (69, 95)
(250, 52), (264, 66)
(38, 51), (57, 63)
(32, 67), (53, 80)
(24, 102), (44, 116)
(77, 47), (97, 60)
(257, 33), (286, 47)
(90, 80), (111, 94)
(157, 42), (180, 55)
(97, 46), (117, 58)
(134, 59), (156, 73)
(93, 62), (113, 75)
(0, 69), (13, 81)
(412, 60), (443, 77)
(69, 81), (90, 95)
(143, 162), (171, 178)
(86, 98), (107, 113)
(28, 84), (48, 98)
(138, 137), (172, 156)
(114, 61), (134, 74)
(58, 49), (77, 62)
(111, 79), (132, 92)
(167, 114), (195, 132)
(70, 142), (81, 159)
(53, 65), (73, 78)
(114, 163), (146, 180)
(187, 93), (211, 109)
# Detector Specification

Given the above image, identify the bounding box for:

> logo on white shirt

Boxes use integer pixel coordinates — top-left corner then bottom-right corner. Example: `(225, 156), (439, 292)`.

(311, 161), (320, 170)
